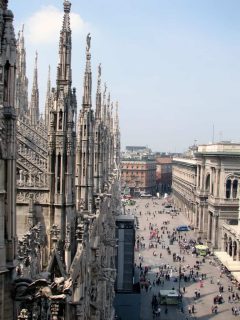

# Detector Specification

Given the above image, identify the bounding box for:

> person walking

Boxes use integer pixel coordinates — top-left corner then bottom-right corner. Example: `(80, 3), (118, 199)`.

(191, 305), (195, 314)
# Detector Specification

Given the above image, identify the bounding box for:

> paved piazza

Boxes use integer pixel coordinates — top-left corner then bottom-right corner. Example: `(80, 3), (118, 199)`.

(128, 197), (240, 320)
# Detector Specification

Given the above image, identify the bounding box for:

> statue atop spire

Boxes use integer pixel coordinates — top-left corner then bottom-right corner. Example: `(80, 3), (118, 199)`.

(64, 0), (71, 13)
(82, 33), (92, 108)
(86, 33), (91, 52)
(96, 63), (102, 120)
(104, 82), (107, 96)
(33, 51), (38, 90)
(0, 0), (8, 10)
(98, 63), (101, 78)
(34, 51), (38, 72)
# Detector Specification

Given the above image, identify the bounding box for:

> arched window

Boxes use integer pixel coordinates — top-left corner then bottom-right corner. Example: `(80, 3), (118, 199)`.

(233, 179), (238, 199)
(226, 179), (231, 199)
(205, 174), (210, 192)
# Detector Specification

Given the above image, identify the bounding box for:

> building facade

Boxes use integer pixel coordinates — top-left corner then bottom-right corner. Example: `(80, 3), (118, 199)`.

(156, 156), (172, 194)
(172, 143), (240, 249)
(121, 158), (156, 196)
(0, 1), (122, 319)
(172, 157), (196, 225)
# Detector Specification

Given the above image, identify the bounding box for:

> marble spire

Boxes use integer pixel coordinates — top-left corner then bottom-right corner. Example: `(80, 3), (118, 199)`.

(29, 51), (39, 125)
(82, 33), (92, 108)
(57, 0), (72, 88)
(95, 63), (102, 120)
(44, 65), (51, 127)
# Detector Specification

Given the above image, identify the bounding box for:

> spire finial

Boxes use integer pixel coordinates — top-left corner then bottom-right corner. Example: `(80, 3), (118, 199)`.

(47, 65), (51, 90)
(86, 33), (91, 52)
(104, 83), (107, 96)
(63, 0), (71, 13)
(35, 51), (38, 68)
(98, 63), (101, 79)
(82, 33), (92, 107)
(2, 0), (8, 10)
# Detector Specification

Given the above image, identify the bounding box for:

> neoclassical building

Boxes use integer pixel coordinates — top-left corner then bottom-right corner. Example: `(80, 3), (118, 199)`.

(0, 1), (122, 319)
(173, 143), (240, 250)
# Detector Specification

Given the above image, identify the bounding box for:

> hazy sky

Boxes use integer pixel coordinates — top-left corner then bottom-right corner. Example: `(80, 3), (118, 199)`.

(10, 0), (240, 152)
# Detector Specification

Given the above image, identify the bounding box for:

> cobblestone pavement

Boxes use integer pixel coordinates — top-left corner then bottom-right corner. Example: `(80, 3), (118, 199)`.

(129, 197), (240, 320)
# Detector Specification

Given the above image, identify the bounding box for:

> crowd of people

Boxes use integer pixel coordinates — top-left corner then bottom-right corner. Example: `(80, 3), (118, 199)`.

(131, 196), (240, 319)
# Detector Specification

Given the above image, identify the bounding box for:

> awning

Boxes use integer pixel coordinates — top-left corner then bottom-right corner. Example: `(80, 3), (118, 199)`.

(214, 251), (230, 265)
(214, 251), (240, 272)
(225, 260), (240, 272)
(232, 272), (240, 283)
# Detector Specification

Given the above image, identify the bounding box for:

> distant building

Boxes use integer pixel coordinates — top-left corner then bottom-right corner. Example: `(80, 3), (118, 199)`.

(121, 158), (156, 196)
(122, 145), (154, 160)
(125, 145), (151, 154)
(156, 156), (172, 194)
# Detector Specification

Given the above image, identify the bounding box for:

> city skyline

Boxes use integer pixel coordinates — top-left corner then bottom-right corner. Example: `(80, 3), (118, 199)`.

(11, 0), (240, 152)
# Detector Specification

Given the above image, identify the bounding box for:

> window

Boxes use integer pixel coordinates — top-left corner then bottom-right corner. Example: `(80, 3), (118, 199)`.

(233, 179), (238, 199)
(226, 179), (231, 199)
(205, 174), (210, 192)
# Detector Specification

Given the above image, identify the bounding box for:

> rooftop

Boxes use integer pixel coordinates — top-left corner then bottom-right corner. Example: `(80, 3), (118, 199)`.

(156, 157), (173, 164)
(197, 143), (240, 154)
(172, 157), (197, 165)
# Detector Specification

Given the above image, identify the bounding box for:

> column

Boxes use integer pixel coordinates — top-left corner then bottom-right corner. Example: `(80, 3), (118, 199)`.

(210, 168), (212, 194)
(196, 165), (199, 188)
(236, 241), (240, 261)
(200, 166), (203, 189)
(227, 241), (230, 256)
(194, 204), (198, 228)
(215, 168), (219, 197)
(207, 213), (211, 241)
(212, 215), (218, 248)
(221, 237), (225, 252)
(198, 206), (203, 232)
(202, 206), (208, 237)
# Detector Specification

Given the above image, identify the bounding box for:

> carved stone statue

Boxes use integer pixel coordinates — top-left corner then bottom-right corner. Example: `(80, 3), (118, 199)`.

(104, 82), (107, 96)
(98, 63), (101, 78)
(86, 33), (91, 52)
